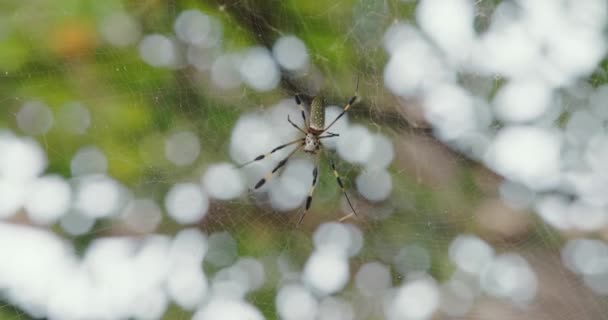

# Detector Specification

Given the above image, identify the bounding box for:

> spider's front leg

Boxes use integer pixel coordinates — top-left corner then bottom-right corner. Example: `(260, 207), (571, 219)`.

(328, 157), (358, 221)
(306, 166), (319, 210)
(254, 145), (302, 189)
(298, 160), (319, 225)
(237, 138), (303, 168)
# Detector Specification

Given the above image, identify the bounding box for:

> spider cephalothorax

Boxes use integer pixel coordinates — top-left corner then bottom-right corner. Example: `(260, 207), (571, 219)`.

(238, 92), (359, 224)
(303, 133), (320, 153)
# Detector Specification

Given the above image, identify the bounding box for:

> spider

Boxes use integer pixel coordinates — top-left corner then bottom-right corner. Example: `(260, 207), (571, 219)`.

(238, 92), (359, 224)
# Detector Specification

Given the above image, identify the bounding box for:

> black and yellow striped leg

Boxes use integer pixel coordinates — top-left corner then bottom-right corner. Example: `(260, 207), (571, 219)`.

(322, 95), (357, 133)
(237, 139), (303, 168)
(253, 145), (302, 189)
(306, 166), (319, 210)
(294, 95), (308, 127)
(298, 164), (319, 225)
(287, 115), (307, 135)
(329, 158), (358, 221)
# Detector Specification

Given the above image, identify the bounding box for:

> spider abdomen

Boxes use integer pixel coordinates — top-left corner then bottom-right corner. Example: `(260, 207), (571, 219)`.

(309, 96), (325, 133)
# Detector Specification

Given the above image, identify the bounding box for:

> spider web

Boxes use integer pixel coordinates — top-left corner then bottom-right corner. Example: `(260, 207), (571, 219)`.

(1, 0), (607, 319)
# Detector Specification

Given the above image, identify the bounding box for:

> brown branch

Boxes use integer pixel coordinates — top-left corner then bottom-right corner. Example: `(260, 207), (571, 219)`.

(205, 0), (481, 167)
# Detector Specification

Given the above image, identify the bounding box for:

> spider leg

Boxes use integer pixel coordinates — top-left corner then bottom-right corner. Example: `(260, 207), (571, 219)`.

(297, 160), (319, 225)
(287, 115), (307, 135)
(322, 94), (358, 133)
(319, 133), (339, 139)
(254, 144), (302, 189)
(295, 95), (308, 127)
(323, 78), (359, 133)
(237, 138), (304, 168)
(328, 157), (358, 220)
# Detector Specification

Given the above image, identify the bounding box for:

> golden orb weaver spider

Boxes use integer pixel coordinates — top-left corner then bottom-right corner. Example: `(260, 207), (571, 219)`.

(238, 91), (359, 224)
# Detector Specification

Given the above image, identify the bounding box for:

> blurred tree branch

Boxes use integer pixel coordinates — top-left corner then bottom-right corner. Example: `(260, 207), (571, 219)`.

(199, 0), (482, 168)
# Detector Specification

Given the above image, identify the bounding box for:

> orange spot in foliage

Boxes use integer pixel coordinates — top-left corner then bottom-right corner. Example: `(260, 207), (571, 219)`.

(48, 19), (96, 58)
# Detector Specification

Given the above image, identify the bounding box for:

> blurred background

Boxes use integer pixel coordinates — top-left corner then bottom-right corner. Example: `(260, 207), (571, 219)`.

(1, 0), (608, 319)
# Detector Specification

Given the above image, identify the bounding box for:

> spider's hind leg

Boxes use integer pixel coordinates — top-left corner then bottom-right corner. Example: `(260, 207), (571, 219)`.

(322, 79), (359, 133)
(287, 115), (306, 135)
(295, 95), (308, 127)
